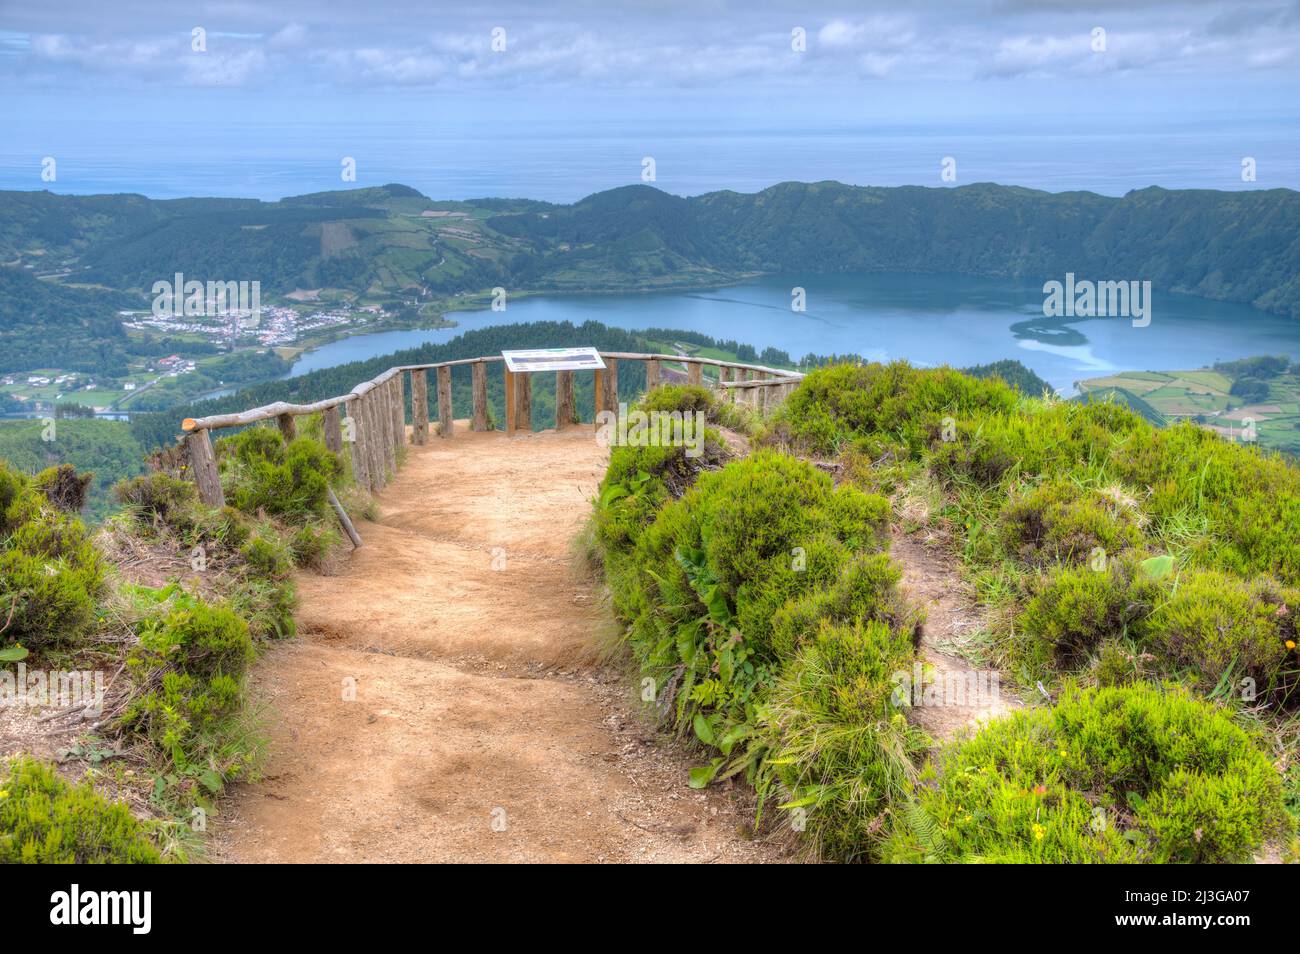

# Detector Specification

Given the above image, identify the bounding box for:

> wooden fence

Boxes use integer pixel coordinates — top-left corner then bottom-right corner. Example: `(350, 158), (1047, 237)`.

(178, 352), (804, 517)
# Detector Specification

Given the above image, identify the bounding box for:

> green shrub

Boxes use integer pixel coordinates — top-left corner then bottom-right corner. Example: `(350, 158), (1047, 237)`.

(0, 461), (24, 530)
(1093, 640), (1139, 687)
(230, 573), (297, 641)
(998, 478), (1144, 566)
(685, 451), (889, 595)
(0, 487), (106, 651)
(222, 425), (284, 467)
(769, 361), (1019, 457)
(113, 472), (198, 524)
(0, 550), (100, 651)
(884, 684), (1289, 863)
(123, 587), (257, 788)
(31, 464), (92, 514)
(929, 400), (1148, 489)
(134, 588), (253, 681)
(639, 383), (717, 417)
(601, 450), (911, 815)
(240, 531), (294, 580)
(114, 471), (297, 642)
(0, 756), (162, 863)
(594, 386), (730, 556)
(769, 553), (917, 659)
(289, 521), (341, 569)
(1021, 559), (1158, 662)
(762, 619), (924, 861)
(1141, 569), (1298, 702)
(595, 435), (727, 554)
(218, 429), (341, 519)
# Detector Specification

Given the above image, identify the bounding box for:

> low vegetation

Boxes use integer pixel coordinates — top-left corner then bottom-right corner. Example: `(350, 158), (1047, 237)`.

(0, 414), (358, 860)
(884, 683), (1287, 863)
(594, 386), (924, 860)
(592, 361), (1296, 863)
(0, 756), (164, 863)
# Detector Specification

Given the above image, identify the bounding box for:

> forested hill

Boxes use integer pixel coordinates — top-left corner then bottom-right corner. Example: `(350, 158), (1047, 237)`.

(5, 180), (1299, 318)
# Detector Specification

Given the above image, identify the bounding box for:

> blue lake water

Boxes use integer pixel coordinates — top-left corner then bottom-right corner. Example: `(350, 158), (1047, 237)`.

(283, 273), (1299, 393)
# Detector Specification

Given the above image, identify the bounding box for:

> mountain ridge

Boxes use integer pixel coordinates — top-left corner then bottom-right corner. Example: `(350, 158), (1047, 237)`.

(3, 181), (1297, 360)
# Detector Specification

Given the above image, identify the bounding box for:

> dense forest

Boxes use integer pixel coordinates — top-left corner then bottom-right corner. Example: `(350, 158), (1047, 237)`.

(0, 267), (141, 374)
(0, 417), (145, 520)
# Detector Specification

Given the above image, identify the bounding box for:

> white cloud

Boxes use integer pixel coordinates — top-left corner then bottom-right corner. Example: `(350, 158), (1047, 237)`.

(6, 1), (1299, 91)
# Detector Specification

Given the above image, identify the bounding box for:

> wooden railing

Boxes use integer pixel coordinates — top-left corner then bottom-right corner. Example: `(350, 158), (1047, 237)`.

(178, 351), (803, 513)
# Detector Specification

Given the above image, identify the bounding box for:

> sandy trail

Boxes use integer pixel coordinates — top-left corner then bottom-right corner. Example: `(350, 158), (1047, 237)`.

(892, 530), (1022, 743)
(215, 424), (784, 863)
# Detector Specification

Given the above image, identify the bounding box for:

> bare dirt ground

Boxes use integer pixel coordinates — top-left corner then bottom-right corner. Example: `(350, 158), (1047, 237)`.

(214, 423), (791, 864)
(891, 529), (1023, 743)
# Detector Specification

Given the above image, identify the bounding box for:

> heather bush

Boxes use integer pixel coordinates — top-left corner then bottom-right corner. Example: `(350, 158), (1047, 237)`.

(1020, 559), (1159, 662)
(883, 684), (1289, 863)
(762, 619), (924, 861)
(0, 465), (106, 651)
(769, 361), (1019, 457)
(123, 586), (258, 793)
(0, 756), (163, 863)
(598, 448), (915, 845)
(997, 477), (1144, 566)
(1141, 569), (1298, 702)
(217, 427), (341, 519)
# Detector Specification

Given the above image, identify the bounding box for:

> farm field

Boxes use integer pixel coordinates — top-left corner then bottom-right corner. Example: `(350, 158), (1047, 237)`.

(1079, 364), (1300, 456)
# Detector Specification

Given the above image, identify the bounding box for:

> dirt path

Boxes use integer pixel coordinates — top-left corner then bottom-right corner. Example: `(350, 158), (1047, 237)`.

(892, 529), (1022, 743)
(215, 424), (787, 864)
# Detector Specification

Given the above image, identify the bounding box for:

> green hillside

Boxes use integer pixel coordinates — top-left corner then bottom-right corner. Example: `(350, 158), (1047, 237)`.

(4, 182), (1299, 359)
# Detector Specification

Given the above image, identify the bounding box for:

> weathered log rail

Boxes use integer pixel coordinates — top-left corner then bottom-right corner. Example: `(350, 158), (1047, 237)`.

(178, 351), (803, 511)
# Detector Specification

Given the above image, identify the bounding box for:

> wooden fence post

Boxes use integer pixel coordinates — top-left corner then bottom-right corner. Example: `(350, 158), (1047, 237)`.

(472, 361), (489, 431)
(601, 358), (618, 413)
(323, 404), (344, 454)
(645, 358), (660, 391)
(504, 367), (517, 436)
(367, 393), (389, 488)
(391, 375), (405, 451)
(411, 369), (429, 444)
(353, 395), (374, 488)
(437, 365), (454, 438)
(277, 412), (296, 441)
(327, 487), (363, 549)
(381, 379), (392, 452)
(185, 429), (225, 508)
(555, 370), (576, 429)
(516, 372), (532, 433)
(346, 399), (370, 491)
(687, 361), (702, 387)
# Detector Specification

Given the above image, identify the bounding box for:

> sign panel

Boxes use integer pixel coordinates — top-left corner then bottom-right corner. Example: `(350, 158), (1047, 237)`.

(501, 347), (606, 373)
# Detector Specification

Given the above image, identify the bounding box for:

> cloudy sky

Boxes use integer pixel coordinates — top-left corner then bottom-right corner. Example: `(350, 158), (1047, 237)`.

(2, 1), (1297, 198)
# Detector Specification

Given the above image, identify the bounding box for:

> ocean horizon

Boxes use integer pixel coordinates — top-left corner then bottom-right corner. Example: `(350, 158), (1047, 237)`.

(4, 117), (1298, 202)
